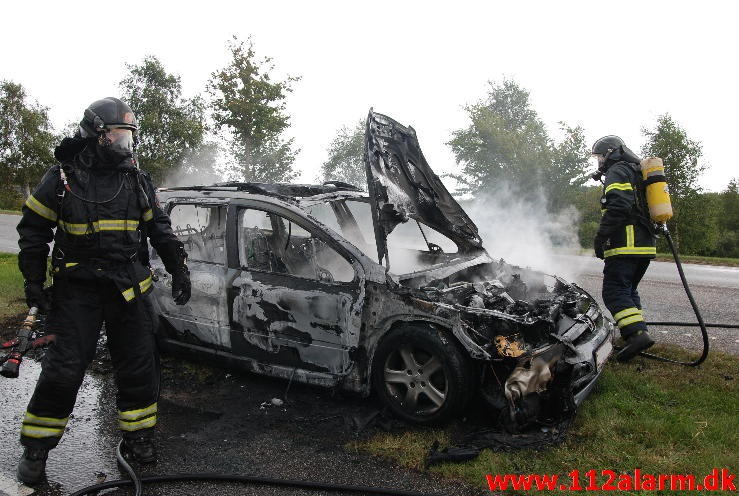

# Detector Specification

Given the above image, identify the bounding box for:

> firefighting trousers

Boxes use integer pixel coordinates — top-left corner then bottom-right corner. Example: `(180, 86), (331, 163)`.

(602, 257), (651, 338)
(20, 274), (160, 450)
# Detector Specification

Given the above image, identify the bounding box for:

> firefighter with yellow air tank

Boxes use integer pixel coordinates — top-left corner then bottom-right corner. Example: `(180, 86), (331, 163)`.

(591, 135), (659, 362)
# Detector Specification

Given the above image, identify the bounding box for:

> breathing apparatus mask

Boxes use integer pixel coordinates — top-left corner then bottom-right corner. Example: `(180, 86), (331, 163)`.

(591, 135), (625, 181)
(98, 125), (136, 163)
(79, 98), (139, 166)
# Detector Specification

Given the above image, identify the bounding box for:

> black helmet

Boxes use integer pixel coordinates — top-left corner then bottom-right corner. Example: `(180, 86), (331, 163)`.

(591, 135), (625, 156)
(79, 97), (138, 163)
(79, 97), (138, 138)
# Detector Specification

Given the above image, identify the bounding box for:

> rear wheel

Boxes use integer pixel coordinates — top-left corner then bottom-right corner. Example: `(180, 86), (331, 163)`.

(372, 324), (473, 425)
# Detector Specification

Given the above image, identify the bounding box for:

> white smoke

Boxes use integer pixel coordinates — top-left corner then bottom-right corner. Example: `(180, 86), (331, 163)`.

(160, 142), (232, 188)
(463, 183), (587, 280)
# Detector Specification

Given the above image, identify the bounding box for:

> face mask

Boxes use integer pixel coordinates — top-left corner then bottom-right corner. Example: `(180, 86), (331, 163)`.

(97, 127), (135, 163)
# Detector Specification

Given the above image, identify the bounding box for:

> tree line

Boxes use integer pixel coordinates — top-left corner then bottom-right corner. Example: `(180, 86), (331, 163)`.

(320, 82), (738, 259)
(1, 41), (736, 258)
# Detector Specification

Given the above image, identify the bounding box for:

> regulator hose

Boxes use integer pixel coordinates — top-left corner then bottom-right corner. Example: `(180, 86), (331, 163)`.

(69, 441), (443, 496)
(638, 224), (710, 366)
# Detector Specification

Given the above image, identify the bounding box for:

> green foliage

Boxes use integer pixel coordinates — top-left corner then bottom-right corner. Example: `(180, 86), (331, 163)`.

(321, 119), (366, 189)
(569, 185), (603, 248)
(447, 80), (589, 209)
(356, 345), (739, 493)
(0, 253), (25, 322)
(719, 178), (739, 232)
(207, 36), (300, 182)
(119, 56), (207, 184)
(715, 178), (739, 257)
(0, 81), (57, 207)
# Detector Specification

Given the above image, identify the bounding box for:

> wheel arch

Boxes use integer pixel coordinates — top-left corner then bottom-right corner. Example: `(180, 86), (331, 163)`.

(365, 316), (463, 392)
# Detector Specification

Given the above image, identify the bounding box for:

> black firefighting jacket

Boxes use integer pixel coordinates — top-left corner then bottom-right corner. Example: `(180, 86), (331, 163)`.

(597, 153), (656, 259)
(17, 145), (183, 301)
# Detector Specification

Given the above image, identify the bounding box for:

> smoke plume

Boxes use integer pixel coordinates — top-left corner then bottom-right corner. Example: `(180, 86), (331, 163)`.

(463, 183), (587, 280)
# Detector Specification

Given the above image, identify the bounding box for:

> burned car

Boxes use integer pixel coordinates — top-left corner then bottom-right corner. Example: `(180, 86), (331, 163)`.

(149, 110), (614, 427)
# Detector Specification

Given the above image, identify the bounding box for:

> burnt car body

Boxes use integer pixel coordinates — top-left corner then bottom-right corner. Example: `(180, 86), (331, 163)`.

(149, 110), (614, 427)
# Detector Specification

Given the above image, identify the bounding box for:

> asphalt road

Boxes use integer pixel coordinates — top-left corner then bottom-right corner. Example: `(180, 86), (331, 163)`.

(561, 255), (739, 356)
(0, 213), (21, 254)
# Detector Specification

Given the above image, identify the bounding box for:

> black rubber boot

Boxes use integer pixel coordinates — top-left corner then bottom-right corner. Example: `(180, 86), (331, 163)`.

(122, 434), (157, 464)
(617, 330), (655, 362)
(17, 448), (48, 486)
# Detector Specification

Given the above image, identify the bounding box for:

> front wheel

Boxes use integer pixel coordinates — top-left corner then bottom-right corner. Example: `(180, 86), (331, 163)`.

(372, 324), (473, 425)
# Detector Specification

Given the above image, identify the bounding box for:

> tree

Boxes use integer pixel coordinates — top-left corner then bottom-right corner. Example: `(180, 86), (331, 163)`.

(0, 81), (57, 206)
(207, 36), (300, 183)
(548, 123), (591, 211)
(716, 178), (739, 257)
(447, 79), (589, 208)
(119, 56), (207, 184)
(321, 120), (366, 189)
(641, 114), (707, 252)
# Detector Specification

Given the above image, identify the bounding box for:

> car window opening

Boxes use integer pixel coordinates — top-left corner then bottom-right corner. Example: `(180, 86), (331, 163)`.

(238, 208), (354, 283)
(307, 199), (460, 276)
(169, 204), (227, 265)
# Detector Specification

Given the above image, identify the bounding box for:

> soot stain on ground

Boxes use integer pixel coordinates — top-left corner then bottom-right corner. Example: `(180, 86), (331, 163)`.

(0, 333), (479, 496)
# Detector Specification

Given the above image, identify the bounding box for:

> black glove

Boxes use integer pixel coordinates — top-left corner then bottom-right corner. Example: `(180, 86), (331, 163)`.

(24, 281), (48, 313)
(593, 235), (606, 260)
(172, 267), (191, 305)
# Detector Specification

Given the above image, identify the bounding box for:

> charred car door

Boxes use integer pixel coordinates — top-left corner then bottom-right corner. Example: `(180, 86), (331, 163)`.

(228, 201), (361, 376)
(152, 200), (231, 349)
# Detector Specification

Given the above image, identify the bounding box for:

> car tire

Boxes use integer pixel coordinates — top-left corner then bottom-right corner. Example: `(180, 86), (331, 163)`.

(372, 324), (473, 425)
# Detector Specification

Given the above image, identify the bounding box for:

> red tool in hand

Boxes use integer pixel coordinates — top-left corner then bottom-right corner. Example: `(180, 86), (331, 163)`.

(1, 307), (40, 378)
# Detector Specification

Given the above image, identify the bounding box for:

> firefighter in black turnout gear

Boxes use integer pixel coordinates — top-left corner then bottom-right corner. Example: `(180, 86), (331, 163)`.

(15, 97), (191, 485)
(592, 136), (656, 362)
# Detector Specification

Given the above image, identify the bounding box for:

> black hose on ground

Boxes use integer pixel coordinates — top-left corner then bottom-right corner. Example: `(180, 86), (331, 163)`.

(73, 439), (442, 496)
(646, 322), (739, 329)
(639, 225), (710, 366)
(115, 439), (142, 496)
(68, 473), (445, 496)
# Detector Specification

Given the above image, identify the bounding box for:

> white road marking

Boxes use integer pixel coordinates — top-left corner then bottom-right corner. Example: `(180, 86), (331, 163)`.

(0, 474), (34, 496)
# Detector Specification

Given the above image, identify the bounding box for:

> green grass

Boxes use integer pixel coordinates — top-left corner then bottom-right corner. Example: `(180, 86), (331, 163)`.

(355, 346), (738, 494)
(0, 253), (25, 322)
(0, 209), (21, 215)
(654, 253), (739, 267)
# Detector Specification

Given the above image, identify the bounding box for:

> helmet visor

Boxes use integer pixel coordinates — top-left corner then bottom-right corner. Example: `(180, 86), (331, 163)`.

(592, 153), (606, 168)
(105, 127), (135, 153)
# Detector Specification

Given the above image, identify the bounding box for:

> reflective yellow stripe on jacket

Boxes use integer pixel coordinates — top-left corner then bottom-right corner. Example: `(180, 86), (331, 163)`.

(25, 195), (58, 222)
(58, 219), (140, 235)
(604, 246), (657, 257)
(604, 182), (633, 194)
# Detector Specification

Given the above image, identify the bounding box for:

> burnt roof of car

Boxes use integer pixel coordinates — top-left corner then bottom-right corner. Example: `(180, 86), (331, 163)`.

(160, 181), (363, 198)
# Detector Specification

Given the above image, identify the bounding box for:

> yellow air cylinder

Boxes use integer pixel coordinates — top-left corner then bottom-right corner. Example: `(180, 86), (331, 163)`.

(640, 157), (673, 223)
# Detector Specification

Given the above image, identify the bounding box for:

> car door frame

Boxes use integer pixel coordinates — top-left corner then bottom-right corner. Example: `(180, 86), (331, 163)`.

(150, 197), (233, 350)
(226, 197), (368, 376)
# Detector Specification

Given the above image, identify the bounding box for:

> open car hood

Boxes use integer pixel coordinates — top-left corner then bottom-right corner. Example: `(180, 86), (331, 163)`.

(364, 110), (483, 265)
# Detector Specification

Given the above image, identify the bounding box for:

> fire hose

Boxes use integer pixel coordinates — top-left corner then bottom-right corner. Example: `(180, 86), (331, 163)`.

(627, 223), (716, 366)
(65, 439), (442, 496)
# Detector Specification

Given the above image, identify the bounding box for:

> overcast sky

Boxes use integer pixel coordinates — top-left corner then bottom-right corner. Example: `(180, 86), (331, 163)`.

(2, 0), (736, 191)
